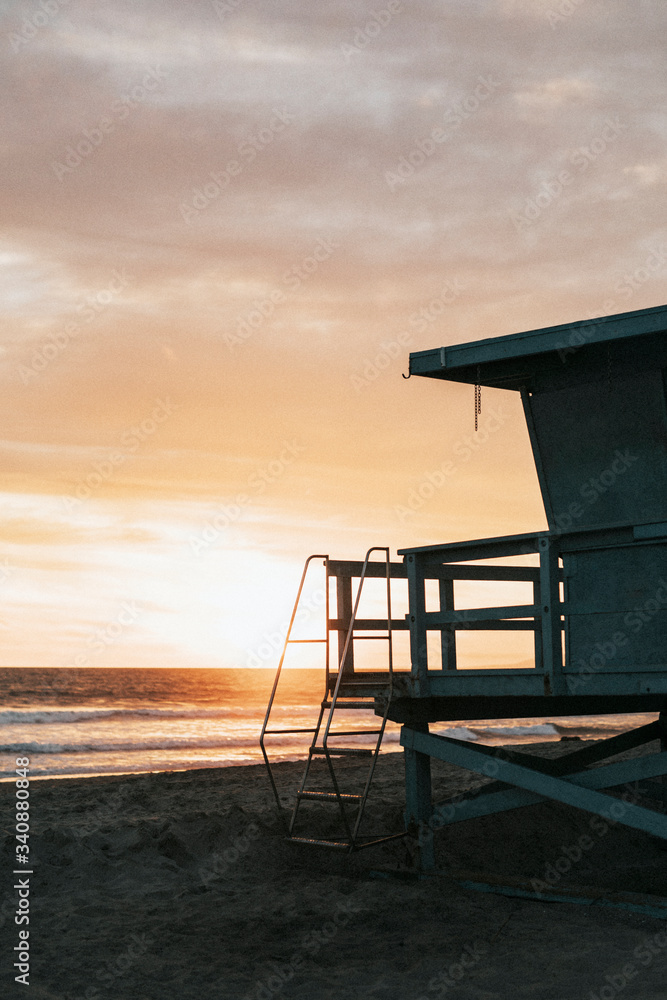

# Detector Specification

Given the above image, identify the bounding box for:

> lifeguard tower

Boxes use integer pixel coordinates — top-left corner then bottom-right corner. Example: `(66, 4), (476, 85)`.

(261, 303), (667, 867)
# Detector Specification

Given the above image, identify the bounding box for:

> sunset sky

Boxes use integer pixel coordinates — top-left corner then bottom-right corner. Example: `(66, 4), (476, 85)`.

(1, 0), (666, 670)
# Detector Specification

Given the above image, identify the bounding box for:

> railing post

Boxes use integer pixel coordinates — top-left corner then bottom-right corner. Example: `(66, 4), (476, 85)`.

(406, 553), (429, 691)
(438, 576), (457, 671)
(538, 534), (564, 695)
(336, 573), (355, 677)
(532, 576), (543, 672)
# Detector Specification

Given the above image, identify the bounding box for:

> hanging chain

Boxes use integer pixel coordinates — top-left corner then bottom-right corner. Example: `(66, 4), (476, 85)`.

(474, 365), (482, 431)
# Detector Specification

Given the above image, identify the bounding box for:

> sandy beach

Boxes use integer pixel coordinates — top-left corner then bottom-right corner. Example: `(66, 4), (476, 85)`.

(3, 742), (667, 999)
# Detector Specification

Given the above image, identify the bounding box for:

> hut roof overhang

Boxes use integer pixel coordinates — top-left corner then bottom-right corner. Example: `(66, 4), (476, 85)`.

(408, 302), (667, 391)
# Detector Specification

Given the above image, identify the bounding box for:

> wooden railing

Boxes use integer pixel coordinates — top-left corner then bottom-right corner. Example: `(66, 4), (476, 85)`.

(399, 530), (565, 693)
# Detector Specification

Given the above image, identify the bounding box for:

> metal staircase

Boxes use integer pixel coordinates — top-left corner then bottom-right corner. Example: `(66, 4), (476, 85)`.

(260, 547), (406, 851)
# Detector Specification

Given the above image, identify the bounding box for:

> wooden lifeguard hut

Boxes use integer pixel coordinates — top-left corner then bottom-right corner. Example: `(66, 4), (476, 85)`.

(261, 302), (667, 866)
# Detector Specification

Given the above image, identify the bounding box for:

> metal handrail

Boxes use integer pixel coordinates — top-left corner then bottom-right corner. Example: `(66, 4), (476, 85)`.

(259, 553), (329, 830)
(261, 547), (403, 849)
(321, 546), (395, 846)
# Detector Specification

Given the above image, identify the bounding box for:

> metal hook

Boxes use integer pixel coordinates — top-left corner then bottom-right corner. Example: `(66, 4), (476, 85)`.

(402, 371), (411, 379)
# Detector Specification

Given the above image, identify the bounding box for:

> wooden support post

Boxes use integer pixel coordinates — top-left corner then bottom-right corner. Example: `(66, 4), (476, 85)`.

(403, 722), (435, 870)
(439, 577), (457, 670)
(532, 576), (543, 672)
(538, 535), (563, 695)
(336, 574), (354, 677)
(406, 554), (429, 691)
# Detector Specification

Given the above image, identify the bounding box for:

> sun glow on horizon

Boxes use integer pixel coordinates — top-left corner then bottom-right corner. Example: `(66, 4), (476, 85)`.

(0, 1), (664, 672)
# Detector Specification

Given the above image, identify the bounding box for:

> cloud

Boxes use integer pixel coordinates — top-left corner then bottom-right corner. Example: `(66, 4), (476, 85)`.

(0, 0), (665, 664)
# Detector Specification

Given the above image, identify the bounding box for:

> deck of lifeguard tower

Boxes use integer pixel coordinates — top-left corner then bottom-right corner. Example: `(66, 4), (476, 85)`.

(261, 302), (667, 866)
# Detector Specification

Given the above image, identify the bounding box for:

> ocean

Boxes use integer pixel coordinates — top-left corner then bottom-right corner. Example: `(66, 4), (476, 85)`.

(0, 667), (656, 780)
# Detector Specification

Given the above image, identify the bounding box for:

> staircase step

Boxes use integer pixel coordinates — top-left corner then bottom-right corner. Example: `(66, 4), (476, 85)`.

(325, 730), (383, 737)
(297, 791), (362, 802)
(310, 747), (374, 757)
(288, 837), (351, 850)
(263, 727), (318, 734)
(336, 688), (386, 694)
(322, 701), (375, 710)
(336, 680), (390, 685)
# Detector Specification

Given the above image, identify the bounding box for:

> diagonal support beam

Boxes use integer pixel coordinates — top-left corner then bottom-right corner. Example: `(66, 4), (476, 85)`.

(406, 722), (661, 780)
(428, 750), (667, 829)
(550, 721), (661, 775)
(430, 786), (543, 828)
(401, 728), (667, 840)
